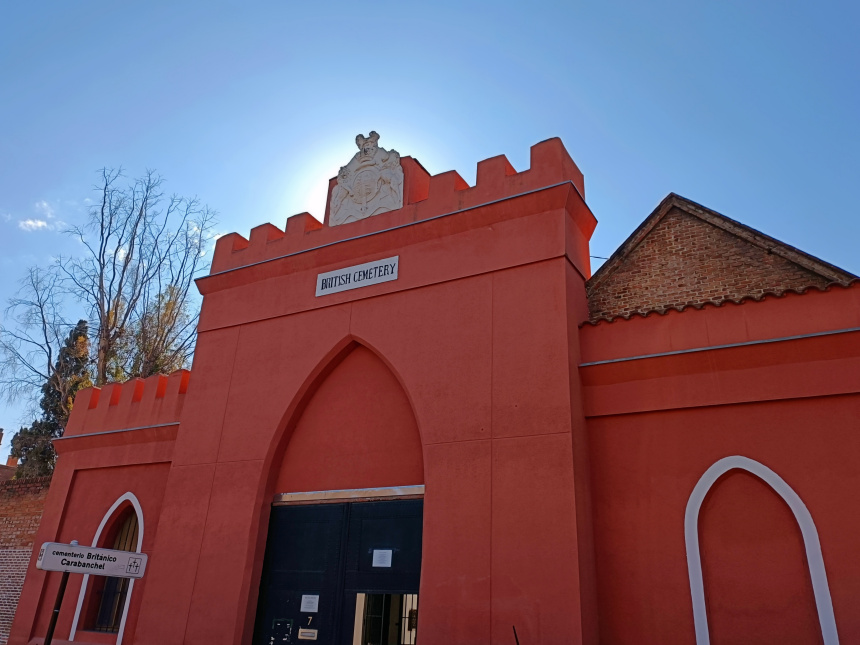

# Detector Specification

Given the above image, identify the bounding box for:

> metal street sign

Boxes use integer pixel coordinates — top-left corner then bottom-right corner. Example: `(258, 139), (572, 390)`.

(36, 542), (147, 579)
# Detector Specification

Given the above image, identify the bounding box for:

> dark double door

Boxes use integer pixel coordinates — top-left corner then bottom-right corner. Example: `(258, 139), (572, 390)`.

(254, 499), (423, 645)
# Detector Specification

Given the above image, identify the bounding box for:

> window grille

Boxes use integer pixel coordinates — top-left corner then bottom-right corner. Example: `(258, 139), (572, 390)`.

(359, 593), (418, 645)
(89, 510), (138, 633)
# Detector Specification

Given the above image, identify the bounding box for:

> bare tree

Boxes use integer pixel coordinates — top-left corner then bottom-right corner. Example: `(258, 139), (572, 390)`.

(1, 169), (215, 400)
(0, 267), (71, 415)
(0, 168), (215, 476)
(0, 269), (92, 476)
(60, 168), (216, 385)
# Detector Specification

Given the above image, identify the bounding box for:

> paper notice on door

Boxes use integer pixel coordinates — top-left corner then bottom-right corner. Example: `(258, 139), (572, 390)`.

(300, 594), (319, 612)
(372, 549), (393, 568)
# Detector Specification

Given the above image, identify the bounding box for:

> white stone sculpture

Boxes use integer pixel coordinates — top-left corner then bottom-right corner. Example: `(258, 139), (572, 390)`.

(329, 131), (404, 226)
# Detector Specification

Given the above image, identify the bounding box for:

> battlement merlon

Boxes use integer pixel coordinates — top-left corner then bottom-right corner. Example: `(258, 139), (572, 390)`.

(63, 369), (190, 437)
(208, 137), (588, 274)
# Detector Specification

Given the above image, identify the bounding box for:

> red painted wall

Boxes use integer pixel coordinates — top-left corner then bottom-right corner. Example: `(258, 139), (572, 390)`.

(275, 344), (424, 493)
(582, 286), (860, 644)
(699, 470), (822, 644)
(116, 138), (596, 645)
(13, 462), (171, 645)
(9, 137), (859, 645)
(587, 394), (860, 644)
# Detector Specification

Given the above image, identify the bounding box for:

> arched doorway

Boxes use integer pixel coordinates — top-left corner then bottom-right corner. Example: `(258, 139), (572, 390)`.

(255, 343), (425, 645)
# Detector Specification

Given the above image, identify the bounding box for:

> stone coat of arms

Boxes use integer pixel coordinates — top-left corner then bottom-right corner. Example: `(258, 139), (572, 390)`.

(329, 131), (404, 226)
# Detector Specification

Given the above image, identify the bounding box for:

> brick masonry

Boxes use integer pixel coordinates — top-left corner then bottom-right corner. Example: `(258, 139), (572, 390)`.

(0, 550), (31, 645)
(587, 196), (855, 321)
(0, 477), (50, 645)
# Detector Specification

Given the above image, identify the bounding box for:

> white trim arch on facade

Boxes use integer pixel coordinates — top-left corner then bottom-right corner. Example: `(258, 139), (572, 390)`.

(684, 456), (839, 645)
(69, 492), (144, 645)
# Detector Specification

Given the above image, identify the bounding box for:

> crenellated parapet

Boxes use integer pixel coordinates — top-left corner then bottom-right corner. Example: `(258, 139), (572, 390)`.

(63, 370), (190, 436)
(209, 138), (586, 274)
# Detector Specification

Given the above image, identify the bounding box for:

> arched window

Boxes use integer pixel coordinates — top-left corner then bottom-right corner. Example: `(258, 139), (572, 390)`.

(84, 508), (139, 632)
(69, 492), (144, 644)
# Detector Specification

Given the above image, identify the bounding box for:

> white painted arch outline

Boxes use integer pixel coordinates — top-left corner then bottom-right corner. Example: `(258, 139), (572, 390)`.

(68, 492), (144, 645)
(685, 456), (839, 645)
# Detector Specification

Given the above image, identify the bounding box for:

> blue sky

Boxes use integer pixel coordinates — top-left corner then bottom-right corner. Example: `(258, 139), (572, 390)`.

(1, 1), (858, 459)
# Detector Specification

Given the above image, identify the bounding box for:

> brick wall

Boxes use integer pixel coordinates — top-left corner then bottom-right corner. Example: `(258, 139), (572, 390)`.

(587, 206), (833, 321)
(0, 477), (50, 645)
(0, 550), (31, 645)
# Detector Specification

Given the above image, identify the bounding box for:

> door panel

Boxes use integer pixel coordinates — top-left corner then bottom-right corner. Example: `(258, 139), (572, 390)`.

(341, 501), (423, 643)
(255, 500), (423, 645)
(255, 504), (347, 644)
(343, 500), (423, 592)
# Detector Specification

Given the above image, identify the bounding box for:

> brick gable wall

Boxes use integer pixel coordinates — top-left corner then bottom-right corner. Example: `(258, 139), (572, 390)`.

(587, 206), (833, 321)
(0, 477), (50, 645)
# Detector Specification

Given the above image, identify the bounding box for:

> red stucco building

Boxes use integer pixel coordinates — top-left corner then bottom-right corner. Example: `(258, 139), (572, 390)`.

(10, 137), (859, 645)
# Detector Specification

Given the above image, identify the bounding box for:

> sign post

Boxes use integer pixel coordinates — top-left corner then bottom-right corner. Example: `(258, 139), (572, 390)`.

(36, 541), (148, 645)
(41, 540), (77, 645)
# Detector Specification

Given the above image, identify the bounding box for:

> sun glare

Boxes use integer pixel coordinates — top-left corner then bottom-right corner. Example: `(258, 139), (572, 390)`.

(277, 143), (351, 223)
(274, 125), (446, 227)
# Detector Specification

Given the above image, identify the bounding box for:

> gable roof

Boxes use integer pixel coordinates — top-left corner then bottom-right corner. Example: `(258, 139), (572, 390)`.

(586, 193), (856, 322)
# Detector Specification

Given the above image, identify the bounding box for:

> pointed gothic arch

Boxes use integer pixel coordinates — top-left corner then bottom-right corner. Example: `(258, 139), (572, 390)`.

(239, 336), (426, 644)
(69, 492), (144, 645)
(684, 456), (839, 645)
(259, 335), (424, 493)
(273, 338), (424, 494)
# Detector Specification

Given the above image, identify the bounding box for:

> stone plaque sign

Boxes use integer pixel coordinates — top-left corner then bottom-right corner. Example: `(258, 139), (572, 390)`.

(315, 256), (399, 297)
(329, 131), (403, 226)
